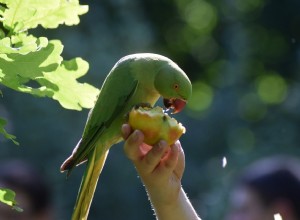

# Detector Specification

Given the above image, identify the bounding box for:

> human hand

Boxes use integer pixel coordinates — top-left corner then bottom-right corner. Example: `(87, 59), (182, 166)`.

(121, 123), (185, 206)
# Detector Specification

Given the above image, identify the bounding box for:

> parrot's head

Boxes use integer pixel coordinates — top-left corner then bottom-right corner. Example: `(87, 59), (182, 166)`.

(154, 62), (192, 114)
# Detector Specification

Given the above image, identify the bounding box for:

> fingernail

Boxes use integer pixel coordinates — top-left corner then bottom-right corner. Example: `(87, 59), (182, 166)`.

(157, 140), (167, 151)
(171, 143), (179, 152)
(121, 124), (127, 135)
(132, 130), (139, 141)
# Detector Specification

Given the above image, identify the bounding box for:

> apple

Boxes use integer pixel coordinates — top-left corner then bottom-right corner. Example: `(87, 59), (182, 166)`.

(128, 106), (186, 145)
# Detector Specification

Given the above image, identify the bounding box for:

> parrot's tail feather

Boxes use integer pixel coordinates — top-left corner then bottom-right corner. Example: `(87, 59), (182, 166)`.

(60, 138), (88, 176)
(60, 156), (88, 177)
(60, 156), (74, 172)
(71, 148), (109, 220)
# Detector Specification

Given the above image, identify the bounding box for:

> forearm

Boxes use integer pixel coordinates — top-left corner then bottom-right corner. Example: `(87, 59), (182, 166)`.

(121, 126), (198, 220)
(149, 187), (201, 220)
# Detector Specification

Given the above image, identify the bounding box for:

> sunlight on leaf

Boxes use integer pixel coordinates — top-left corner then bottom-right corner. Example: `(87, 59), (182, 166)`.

(0, 0), (95, 144)
(1, 0), (88, 33)
(42, 58), (100, 110)
(0, 188), (23, 212)
(0, 40), (99, 110)
(0, 0), (96, 111)
(0, 35), (48, 55)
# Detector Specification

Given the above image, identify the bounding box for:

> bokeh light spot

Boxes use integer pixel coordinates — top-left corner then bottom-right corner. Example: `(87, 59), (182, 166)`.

(184, 0), (217, 34)
(256, 73), (287, 104)
(234, 0), (264, 13)
(187, 81), (214, 112)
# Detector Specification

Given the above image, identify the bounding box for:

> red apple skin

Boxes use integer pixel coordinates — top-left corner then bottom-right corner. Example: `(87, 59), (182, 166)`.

(128, 106), (186, 146)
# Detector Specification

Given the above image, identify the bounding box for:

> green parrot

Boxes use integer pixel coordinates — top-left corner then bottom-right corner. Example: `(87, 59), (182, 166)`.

(60, 53), (192, 220)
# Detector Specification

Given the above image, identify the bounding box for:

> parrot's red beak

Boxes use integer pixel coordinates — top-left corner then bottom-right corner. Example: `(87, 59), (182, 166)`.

(163, 98), (186, 114)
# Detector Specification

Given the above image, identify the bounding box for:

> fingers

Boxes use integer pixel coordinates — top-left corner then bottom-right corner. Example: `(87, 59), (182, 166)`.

(123, 129), (145, 161)
(172, 141), (185, 179)
(142, 140), (169, 173)
(163, 141), (179, 170)
(121, 124), (132, 140)
(122, 123), (184, 179)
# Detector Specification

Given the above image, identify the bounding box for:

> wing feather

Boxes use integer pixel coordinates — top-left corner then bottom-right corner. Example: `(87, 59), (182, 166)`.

(61, 64), (138, 173)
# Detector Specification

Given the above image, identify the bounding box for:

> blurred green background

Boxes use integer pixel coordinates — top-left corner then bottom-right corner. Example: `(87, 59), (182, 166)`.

(1, 0), (300, 219)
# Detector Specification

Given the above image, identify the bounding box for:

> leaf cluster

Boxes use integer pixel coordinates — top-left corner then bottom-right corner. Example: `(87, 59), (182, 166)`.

(0, 0), (99, 110)
(0, 0), (99, 146)
(0, 0), (99, 208)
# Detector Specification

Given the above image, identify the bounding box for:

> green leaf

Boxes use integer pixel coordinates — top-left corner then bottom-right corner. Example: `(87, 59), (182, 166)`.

(0, 40), (63, 93)
(0, 29), (5, 39)
(1, 0), (88, 33)
(32, 0), (89, 29)
(0, 0), (97, 111)
(0, 34), (48, 55)
(0, 40), (99, 110)
(0, 117), (19, 145)
(0, 5), (5, 19)
(0, 188), (23, 212)
(42, 58), (99, 110)
(0, 188), (16, 206)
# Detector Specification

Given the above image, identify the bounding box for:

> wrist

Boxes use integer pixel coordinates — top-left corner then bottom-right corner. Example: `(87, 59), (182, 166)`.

(150, 187), (201, 220)
(147, 184), (181, 208)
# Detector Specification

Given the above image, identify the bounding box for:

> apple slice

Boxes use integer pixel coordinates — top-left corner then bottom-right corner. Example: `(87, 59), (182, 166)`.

(128, 106), (186, 145)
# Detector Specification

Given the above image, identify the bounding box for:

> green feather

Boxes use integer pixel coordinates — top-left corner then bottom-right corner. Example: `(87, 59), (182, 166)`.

(60, 53), (192, 220)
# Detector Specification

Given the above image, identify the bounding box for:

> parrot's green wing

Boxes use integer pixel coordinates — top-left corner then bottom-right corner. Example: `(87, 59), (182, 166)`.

(62, 65), (138, 174)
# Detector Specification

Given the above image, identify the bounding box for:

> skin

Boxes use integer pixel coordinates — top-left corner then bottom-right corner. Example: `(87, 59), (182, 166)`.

(226, 187), (274, 220)
(226, 187), (298, 220)
(60, 53), (192, 220)
(122, 124), (200, 220)
(122, 125), (299, 220)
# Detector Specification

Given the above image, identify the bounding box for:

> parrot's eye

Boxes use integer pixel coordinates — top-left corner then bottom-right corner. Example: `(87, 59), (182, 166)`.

(174, 84), (179, 90)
